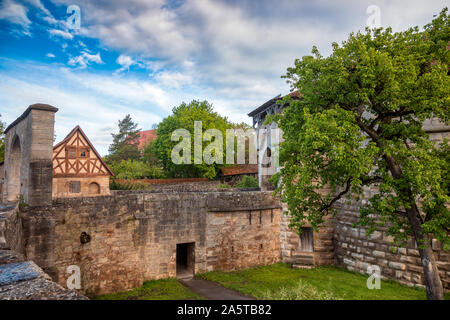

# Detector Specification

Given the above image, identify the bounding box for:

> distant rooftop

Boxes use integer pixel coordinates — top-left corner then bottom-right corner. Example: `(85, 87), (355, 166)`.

(221, 164), (258, 176)
(247, 90), (300, 117)
(137, 129), (157, 150)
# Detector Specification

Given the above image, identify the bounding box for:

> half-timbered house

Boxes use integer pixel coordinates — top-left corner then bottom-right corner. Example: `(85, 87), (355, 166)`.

(52, 126), (113, 197)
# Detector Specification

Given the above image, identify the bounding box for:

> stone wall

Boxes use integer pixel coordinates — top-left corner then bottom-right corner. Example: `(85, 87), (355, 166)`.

(18, 190), (281, 295)
(1, 203), (23, 255)
(206, 208), (281, 272)
(0, 204), (85, 300)
(333, 198), (450, 290)
(112, 180), (222, 193)
(280, 211), (335, 266)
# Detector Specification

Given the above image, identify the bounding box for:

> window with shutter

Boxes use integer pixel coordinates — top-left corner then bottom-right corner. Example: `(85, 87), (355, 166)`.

(69, 181), (81, 193)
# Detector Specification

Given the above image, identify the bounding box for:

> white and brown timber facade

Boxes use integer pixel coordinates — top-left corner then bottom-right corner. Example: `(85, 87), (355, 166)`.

(52, 125), (113, 198)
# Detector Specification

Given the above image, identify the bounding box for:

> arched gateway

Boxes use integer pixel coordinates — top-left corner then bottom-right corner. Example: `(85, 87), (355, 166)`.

(1, 104), (58, 206)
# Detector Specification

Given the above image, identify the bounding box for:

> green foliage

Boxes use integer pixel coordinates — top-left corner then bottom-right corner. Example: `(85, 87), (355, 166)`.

(235, 175), (259, 188)
(18, 194), (26, 211)
(218, 183), (232, 189)
(109, 179), (150, 190)
(153, 100), (232, 179)
(198, 263), (449, 300)
(108, 114), (141, 162)
(94, 278), (203, 300)
(143, 140), (160, 166)
(269, 9), (449, 250)
(260, 280), (342, 300)
(108, 159), (164, 179)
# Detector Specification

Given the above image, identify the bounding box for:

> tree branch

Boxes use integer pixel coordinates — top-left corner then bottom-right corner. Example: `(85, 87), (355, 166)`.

(319, 178), (352, 214)
(369, 108), (414, 129)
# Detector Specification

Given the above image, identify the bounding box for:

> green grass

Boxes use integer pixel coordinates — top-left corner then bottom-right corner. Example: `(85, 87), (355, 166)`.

(197, 263), (450, 300)
(94, 278), (203, 300)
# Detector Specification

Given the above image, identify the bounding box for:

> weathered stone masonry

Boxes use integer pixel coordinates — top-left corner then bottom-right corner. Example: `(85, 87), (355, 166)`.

(17, 191), (281, 295)
(333, 198), (450, 290)
(0, 204), (86, 300)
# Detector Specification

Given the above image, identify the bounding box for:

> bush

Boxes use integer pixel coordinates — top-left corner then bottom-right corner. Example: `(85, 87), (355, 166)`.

(108, 159), (164, 179)
(218, 183), (232, 189)
(259, 280), (342, 300)
(109, 179), (150, 190)
(235, 175), (259, 188)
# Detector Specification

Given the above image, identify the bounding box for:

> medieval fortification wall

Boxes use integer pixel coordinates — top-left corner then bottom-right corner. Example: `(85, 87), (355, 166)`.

(13, 190), (281, 295)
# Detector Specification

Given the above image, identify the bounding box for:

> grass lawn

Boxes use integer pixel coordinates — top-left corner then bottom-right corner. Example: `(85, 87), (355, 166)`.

(94, 278), (203, 300)
(197, 263), (450, 300)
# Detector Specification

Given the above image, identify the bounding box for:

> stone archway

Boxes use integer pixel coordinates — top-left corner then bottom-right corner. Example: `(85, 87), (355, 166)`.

(7, 135), (21, 202)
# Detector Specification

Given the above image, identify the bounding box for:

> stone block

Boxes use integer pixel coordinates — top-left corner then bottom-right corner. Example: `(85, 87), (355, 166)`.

(372, 250), (385, 258)
(388, 261), (406, 270)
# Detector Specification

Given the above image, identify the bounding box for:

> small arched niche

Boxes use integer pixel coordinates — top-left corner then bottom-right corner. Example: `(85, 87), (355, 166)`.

(88, 182), (100, 195)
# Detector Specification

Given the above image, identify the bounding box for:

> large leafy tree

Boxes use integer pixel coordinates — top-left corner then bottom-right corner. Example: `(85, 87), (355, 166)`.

(153, 100), (231, 179)
(270, 9), (449, 299)
(107, 114), (141, 162)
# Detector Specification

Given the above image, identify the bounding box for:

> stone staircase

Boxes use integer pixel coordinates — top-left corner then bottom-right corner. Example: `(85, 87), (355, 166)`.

(291, 254), (315, 269)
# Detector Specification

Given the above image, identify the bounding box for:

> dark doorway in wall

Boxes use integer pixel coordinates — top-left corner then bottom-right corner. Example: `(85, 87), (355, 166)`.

(176, 242), (195, 279)
(299, 227), (314, 252)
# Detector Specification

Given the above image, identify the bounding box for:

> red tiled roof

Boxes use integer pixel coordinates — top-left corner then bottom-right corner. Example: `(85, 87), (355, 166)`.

(221, 164), (258, 176)
(137, 129), (157, 150)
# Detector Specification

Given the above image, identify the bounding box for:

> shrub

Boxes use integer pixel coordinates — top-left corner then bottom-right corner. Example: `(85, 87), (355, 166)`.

(108, 159), (164, 179)
(259, 280), (342, 300)
(235, 175), (259, 188)
(218, 183), (232, 189)
(109, 179), (150, 190)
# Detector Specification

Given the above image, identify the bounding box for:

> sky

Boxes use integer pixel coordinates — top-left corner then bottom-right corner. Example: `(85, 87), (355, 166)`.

(0, 0), (447, 155)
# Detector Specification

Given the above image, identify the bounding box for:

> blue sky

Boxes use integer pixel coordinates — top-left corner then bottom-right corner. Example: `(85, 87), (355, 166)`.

(0, 0), (447, 155)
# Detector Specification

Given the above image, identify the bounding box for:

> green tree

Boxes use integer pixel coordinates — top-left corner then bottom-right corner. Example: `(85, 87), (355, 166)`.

(143, 140), (161, 167)
(108, 114), (141, 162)
(270, 9), (449, 300)
(153, 100), (231, 179)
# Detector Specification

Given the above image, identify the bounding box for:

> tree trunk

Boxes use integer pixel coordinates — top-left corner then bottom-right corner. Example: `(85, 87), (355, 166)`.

(406, 205), (444, 300)
(383, 154), (444, 300)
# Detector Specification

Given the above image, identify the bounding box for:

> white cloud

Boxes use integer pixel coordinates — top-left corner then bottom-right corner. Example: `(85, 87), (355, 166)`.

(117, 55), (134, 69)
(46, 53), (55, 58)
(0, 64), (168, 155)
(156, 71), (192, 88)
(114, 54), (136, 73)
(0, 0), (32, 36)
(24, 0), (52, 17)
(68, 51), (103, 69)
(2, 0), (446, 135)
(49, 28), (73, 39)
